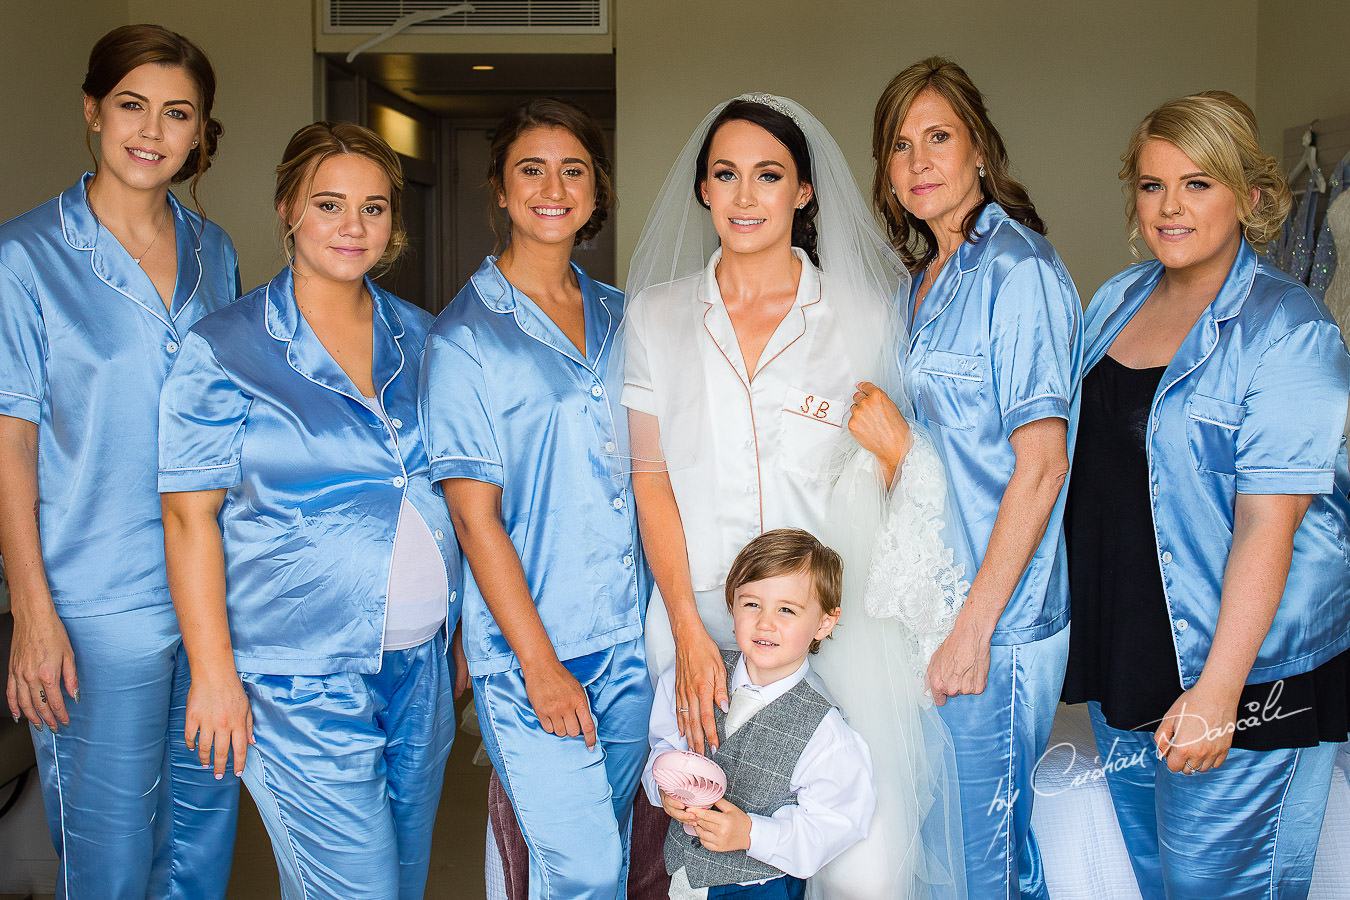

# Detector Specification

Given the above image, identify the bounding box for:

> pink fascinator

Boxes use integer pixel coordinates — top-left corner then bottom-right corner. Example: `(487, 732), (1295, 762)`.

(652, 750), (727, 835)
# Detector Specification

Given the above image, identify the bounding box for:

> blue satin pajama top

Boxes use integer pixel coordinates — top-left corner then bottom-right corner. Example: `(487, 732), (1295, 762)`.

(158, 268), (460, 676)
(0, 174), (239, 617)
(420, 257), (647, 677)
(1082, 241), (1350, 685)
(903, 203), (1083, 644)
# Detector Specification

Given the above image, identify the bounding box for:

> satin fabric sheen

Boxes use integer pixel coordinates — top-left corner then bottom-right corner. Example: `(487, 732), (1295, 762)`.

(241, 634), (455, 900)
(420, 257), (645, 676)
(473, 638), (652, 900)
(903, 203), (1081, 899)
(902, 202), (1082, 645)
(31, 597), (239, 899)
(1081, 241), (1350, 685)
(1088, 702), (1337, 898)
(936, 628), (1068, 900)
(158, 268), (459, 674)
(0, 175), (241, 898)
(0, 174), (240, 615)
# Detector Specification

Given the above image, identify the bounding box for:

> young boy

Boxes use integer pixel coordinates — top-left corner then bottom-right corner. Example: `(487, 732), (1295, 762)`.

(642, 528), (877, 899)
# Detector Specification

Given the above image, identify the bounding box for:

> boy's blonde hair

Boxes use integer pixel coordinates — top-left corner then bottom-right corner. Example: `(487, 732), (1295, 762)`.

(725, 529), (842, 654)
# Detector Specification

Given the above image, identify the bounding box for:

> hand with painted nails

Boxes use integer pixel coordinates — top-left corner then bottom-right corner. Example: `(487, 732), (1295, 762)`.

(7, 597), (79, 732)
(185, 666), (254, 779)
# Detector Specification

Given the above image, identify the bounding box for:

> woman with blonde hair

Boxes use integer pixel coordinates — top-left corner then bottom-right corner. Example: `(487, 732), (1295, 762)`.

(1062, 91), (1350, 897)
(159, 121), (460, 899)
(870, 57), (1081, 899)
(0, 24), (239, 897)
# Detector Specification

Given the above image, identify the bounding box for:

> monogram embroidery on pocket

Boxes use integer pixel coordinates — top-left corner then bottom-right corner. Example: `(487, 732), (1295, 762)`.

(783, 387), (845, 428)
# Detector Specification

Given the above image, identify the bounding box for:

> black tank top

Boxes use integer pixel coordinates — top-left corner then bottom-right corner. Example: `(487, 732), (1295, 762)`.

(1062, 354), (1348, 750)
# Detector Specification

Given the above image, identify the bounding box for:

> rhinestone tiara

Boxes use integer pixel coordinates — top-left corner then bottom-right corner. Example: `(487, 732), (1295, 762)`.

(734, 92), (802, 128)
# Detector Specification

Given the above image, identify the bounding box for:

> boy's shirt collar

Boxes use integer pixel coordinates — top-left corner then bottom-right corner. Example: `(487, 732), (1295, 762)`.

(732, 655), (812, 706)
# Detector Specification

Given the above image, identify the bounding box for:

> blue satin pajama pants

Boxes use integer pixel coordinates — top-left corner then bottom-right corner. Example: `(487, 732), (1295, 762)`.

(30, 603), (239, 900)
(936, 626), (1069, 900)
(239, 634), (455, 900)
(1088, 702), (1336, 899)
(473, 637), (652, 900)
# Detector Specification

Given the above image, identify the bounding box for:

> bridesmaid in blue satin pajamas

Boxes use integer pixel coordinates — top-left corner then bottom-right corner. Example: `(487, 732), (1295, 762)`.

(0, 26), (239, 900)
(420, 99), (651, 900)
(1064, 92), (1350, 899)
(158, 123), (461, 900)
(871, 58), (1081, 899)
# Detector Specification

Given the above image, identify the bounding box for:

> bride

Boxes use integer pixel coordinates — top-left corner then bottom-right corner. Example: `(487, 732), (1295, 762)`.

(621, 93), (966, 897)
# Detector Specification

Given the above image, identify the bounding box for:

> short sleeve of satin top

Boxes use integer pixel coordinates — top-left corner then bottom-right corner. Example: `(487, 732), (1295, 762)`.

(420, 257), (645, 677)
(158, 269), (459, 675)
(0, 174), (240, 616)
(903, 203), (1083, 644)
(1081, 242), (1350, 684)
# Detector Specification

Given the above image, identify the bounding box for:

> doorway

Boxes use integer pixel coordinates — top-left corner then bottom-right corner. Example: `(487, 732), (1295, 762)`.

(322, 52), (617, 312)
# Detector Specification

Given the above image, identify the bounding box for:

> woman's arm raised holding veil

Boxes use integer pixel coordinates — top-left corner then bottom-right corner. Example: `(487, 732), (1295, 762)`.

(848, 381), (913, 488)
(629, 409), (728, 755)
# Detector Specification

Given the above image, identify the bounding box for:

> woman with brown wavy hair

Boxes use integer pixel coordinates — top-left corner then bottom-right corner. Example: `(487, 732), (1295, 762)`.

(0, 24), (240, 898)
(1062, 91), (1350, 898)
(870, 56), (1082, 899)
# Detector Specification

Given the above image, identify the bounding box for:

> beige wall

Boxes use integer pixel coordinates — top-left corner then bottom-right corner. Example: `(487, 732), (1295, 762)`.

(1255, 0), (1350, 158)
(613, 0), (1259, 296)
(0, 1), (315, 291)
(0, 4), (128, 218)
(3, 1), (1335, 299)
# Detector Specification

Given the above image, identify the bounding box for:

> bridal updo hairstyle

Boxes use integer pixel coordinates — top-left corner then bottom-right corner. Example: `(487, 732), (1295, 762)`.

(1118, 91), (1292, 256)
(871, 56), (1044, 273)
(694, 99), (820, 267)
(274, 121), (408, 273)
(82, 24), (223, 202)
(486, 98), (614, 251)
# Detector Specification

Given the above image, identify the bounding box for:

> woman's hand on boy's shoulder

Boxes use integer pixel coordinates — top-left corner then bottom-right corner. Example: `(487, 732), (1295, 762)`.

(689, 798), (752, 853)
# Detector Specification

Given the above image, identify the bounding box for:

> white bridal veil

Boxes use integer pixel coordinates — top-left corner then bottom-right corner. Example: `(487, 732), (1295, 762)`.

(623, 93), (969, 898)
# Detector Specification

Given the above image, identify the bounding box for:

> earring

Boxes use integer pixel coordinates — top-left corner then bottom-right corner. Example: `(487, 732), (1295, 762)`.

(797, 203), (805, 210)
(978, 164), (986, 178)
(890, 185), (897, 196)
(92, 121), (100, 130)
(191, 140), (199, 148)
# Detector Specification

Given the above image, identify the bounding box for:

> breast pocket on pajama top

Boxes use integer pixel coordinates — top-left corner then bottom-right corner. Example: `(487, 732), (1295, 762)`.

(1186, 393), (1245, 476)
(916, 350), (987, 431)
(779, 386), (846, 480)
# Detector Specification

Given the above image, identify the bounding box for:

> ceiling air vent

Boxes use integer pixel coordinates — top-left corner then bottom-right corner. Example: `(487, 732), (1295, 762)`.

(324, 0), (607, 34)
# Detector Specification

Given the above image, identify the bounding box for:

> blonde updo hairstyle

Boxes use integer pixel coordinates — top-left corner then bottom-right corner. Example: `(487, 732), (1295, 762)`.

(1120, 92), (1291, 256)
(274, 121), (408, 274)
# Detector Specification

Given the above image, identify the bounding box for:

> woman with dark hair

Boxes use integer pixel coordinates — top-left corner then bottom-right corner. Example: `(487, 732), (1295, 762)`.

(159, 121), (460, 900)
(870, 57), (1082, 899)
(0, 24), (239, 898)
(625, 93), (968, 898)
(1063, 92), (1350, 898)
(420, 98), (651, 899)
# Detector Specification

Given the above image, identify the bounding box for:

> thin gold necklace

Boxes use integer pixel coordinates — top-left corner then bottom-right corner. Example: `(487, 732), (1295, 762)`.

(131, 210), (171, 265)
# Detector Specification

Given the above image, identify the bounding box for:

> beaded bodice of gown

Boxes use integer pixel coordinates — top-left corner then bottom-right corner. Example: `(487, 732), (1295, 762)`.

(1325, 190), (1350, 344)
